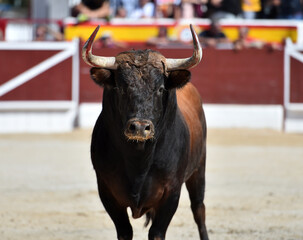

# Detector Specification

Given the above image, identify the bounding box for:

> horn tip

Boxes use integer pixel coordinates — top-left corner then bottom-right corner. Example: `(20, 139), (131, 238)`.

(92, 25), (100, 36)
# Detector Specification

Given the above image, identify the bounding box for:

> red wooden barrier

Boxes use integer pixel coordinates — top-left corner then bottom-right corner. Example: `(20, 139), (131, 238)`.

(1, 46), (301, 105)
(0, 50), (72, 101)
(79, 47), (285, 104)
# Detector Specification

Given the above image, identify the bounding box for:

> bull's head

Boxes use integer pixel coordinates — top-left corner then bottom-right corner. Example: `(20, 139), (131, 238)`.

(82, 25), (202, 143)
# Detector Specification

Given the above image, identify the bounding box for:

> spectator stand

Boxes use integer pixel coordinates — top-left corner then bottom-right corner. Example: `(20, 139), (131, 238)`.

(63, 18), (301, 46)
(1, 17), (301, 45)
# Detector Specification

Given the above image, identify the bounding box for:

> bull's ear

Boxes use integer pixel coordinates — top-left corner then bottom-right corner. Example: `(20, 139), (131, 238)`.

(90, 67), (114, 87)
(166, 70), (191, 89)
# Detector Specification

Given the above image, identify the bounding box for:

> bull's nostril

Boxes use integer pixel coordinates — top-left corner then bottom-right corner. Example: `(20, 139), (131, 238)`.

(129, 123), (136, 132)
(145, 125), (151, 131)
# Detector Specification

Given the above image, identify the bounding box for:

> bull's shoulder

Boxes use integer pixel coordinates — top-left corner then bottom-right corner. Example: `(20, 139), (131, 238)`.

(176, 83), (204, 124)
(176, 83), (206, 176)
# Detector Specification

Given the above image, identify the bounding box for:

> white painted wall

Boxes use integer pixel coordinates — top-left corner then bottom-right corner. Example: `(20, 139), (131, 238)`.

(284, 108), (303, 132)
(78, 103), (102, 128)
(0, 111), (75, 133)
(0, 101), (77, 133)
(203, 104), (283, 130)
(78, 103), (285, 130)
(2, 103), (303, 133)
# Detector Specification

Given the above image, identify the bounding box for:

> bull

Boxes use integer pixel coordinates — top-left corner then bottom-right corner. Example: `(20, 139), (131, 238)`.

(82, 24), (208, 240)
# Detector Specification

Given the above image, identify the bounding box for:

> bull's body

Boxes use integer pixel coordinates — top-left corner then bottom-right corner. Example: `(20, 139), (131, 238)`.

(83, 25), (208, 240)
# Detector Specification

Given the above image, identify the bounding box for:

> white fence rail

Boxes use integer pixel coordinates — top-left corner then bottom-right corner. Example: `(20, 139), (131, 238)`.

(0, 39), (79, 133)
(283, 38), (303, 132)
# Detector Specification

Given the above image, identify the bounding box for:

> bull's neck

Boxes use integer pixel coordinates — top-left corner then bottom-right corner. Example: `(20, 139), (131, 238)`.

(101, 88), (179, 206)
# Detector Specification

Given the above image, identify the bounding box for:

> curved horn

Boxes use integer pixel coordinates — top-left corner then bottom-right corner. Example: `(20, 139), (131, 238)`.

(166, 24), (202, 71)
(82, 25), (117, 69)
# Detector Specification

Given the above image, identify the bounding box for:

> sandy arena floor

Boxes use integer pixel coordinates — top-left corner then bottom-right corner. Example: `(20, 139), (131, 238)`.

(0, 128), (303, 240)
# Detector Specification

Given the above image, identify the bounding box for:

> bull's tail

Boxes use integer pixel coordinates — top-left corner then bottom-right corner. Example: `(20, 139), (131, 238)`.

(144, 210), (155, 227)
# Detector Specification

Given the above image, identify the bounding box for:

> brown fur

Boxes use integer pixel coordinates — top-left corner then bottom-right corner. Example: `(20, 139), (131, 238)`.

(177, 83), (206, 180)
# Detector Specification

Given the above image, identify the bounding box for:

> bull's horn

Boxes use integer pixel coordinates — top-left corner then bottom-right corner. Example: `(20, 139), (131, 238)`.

(82, 25), (117, 69)
(166, 24), (202, 71)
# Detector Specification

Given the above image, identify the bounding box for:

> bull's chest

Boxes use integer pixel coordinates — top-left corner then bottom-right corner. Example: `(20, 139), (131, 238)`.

(104, 167), (167, 219)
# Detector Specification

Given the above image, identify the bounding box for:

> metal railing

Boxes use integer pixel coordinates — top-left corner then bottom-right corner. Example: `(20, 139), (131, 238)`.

(284, 38), (303, 111)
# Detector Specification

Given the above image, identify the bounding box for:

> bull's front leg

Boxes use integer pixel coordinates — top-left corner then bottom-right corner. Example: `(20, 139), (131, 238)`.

(148, 191), (181, 240)
(96, 175), (133, 240)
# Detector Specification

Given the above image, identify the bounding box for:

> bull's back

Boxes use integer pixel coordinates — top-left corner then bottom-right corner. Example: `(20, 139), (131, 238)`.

(176, 83), (206, 179)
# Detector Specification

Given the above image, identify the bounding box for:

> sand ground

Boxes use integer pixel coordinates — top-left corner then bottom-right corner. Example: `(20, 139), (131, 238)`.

(0, 128), (303, 240)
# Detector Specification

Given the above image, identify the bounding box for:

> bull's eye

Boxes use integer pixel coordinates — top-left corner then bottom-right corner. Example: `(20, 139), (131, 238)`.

(157, 86), (165, 95)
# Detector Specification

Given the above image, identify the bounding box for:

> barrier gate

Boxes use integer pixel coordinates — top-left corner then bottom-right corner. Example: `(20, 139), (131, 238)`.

(0, 39), (79, 133)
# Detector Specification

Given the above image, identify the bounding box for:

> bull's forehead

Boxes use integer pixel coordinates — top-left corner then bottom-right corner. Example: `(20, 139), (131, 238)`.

(116, 50), (167, 72)
(115, 50), (167, 91)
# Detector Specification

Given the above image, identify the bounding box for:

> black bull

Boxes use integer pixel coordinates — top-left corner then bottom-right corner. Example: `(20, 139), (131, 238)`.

(82, 25), (209, 240)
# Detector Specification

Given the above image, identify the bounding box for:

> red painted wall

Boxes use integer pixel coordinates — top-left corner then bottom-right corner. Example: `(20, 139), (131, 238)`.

(290, 57), (303, 103)
(79, 47), (285, 104)
(0, 50), (72, 101)
(1, 47), (301, 105)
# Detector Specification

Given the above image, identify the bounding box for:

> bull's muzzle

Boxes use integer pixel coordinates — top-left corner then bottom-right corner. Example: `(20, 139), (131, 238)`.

(124, 118), (155, 142)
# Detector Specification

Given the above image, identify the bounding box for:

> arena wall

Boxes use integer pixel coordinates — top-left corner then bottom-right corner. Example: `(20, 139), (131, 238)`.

(0, 43), (302, 132)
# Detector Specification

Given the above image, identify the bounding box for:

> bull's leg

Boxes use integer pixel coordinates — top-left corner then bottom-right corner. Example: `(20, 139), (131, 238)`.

(96, 177), (133, 240)
(185, 165), (209, 240)
(148, 191), (181, 240)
